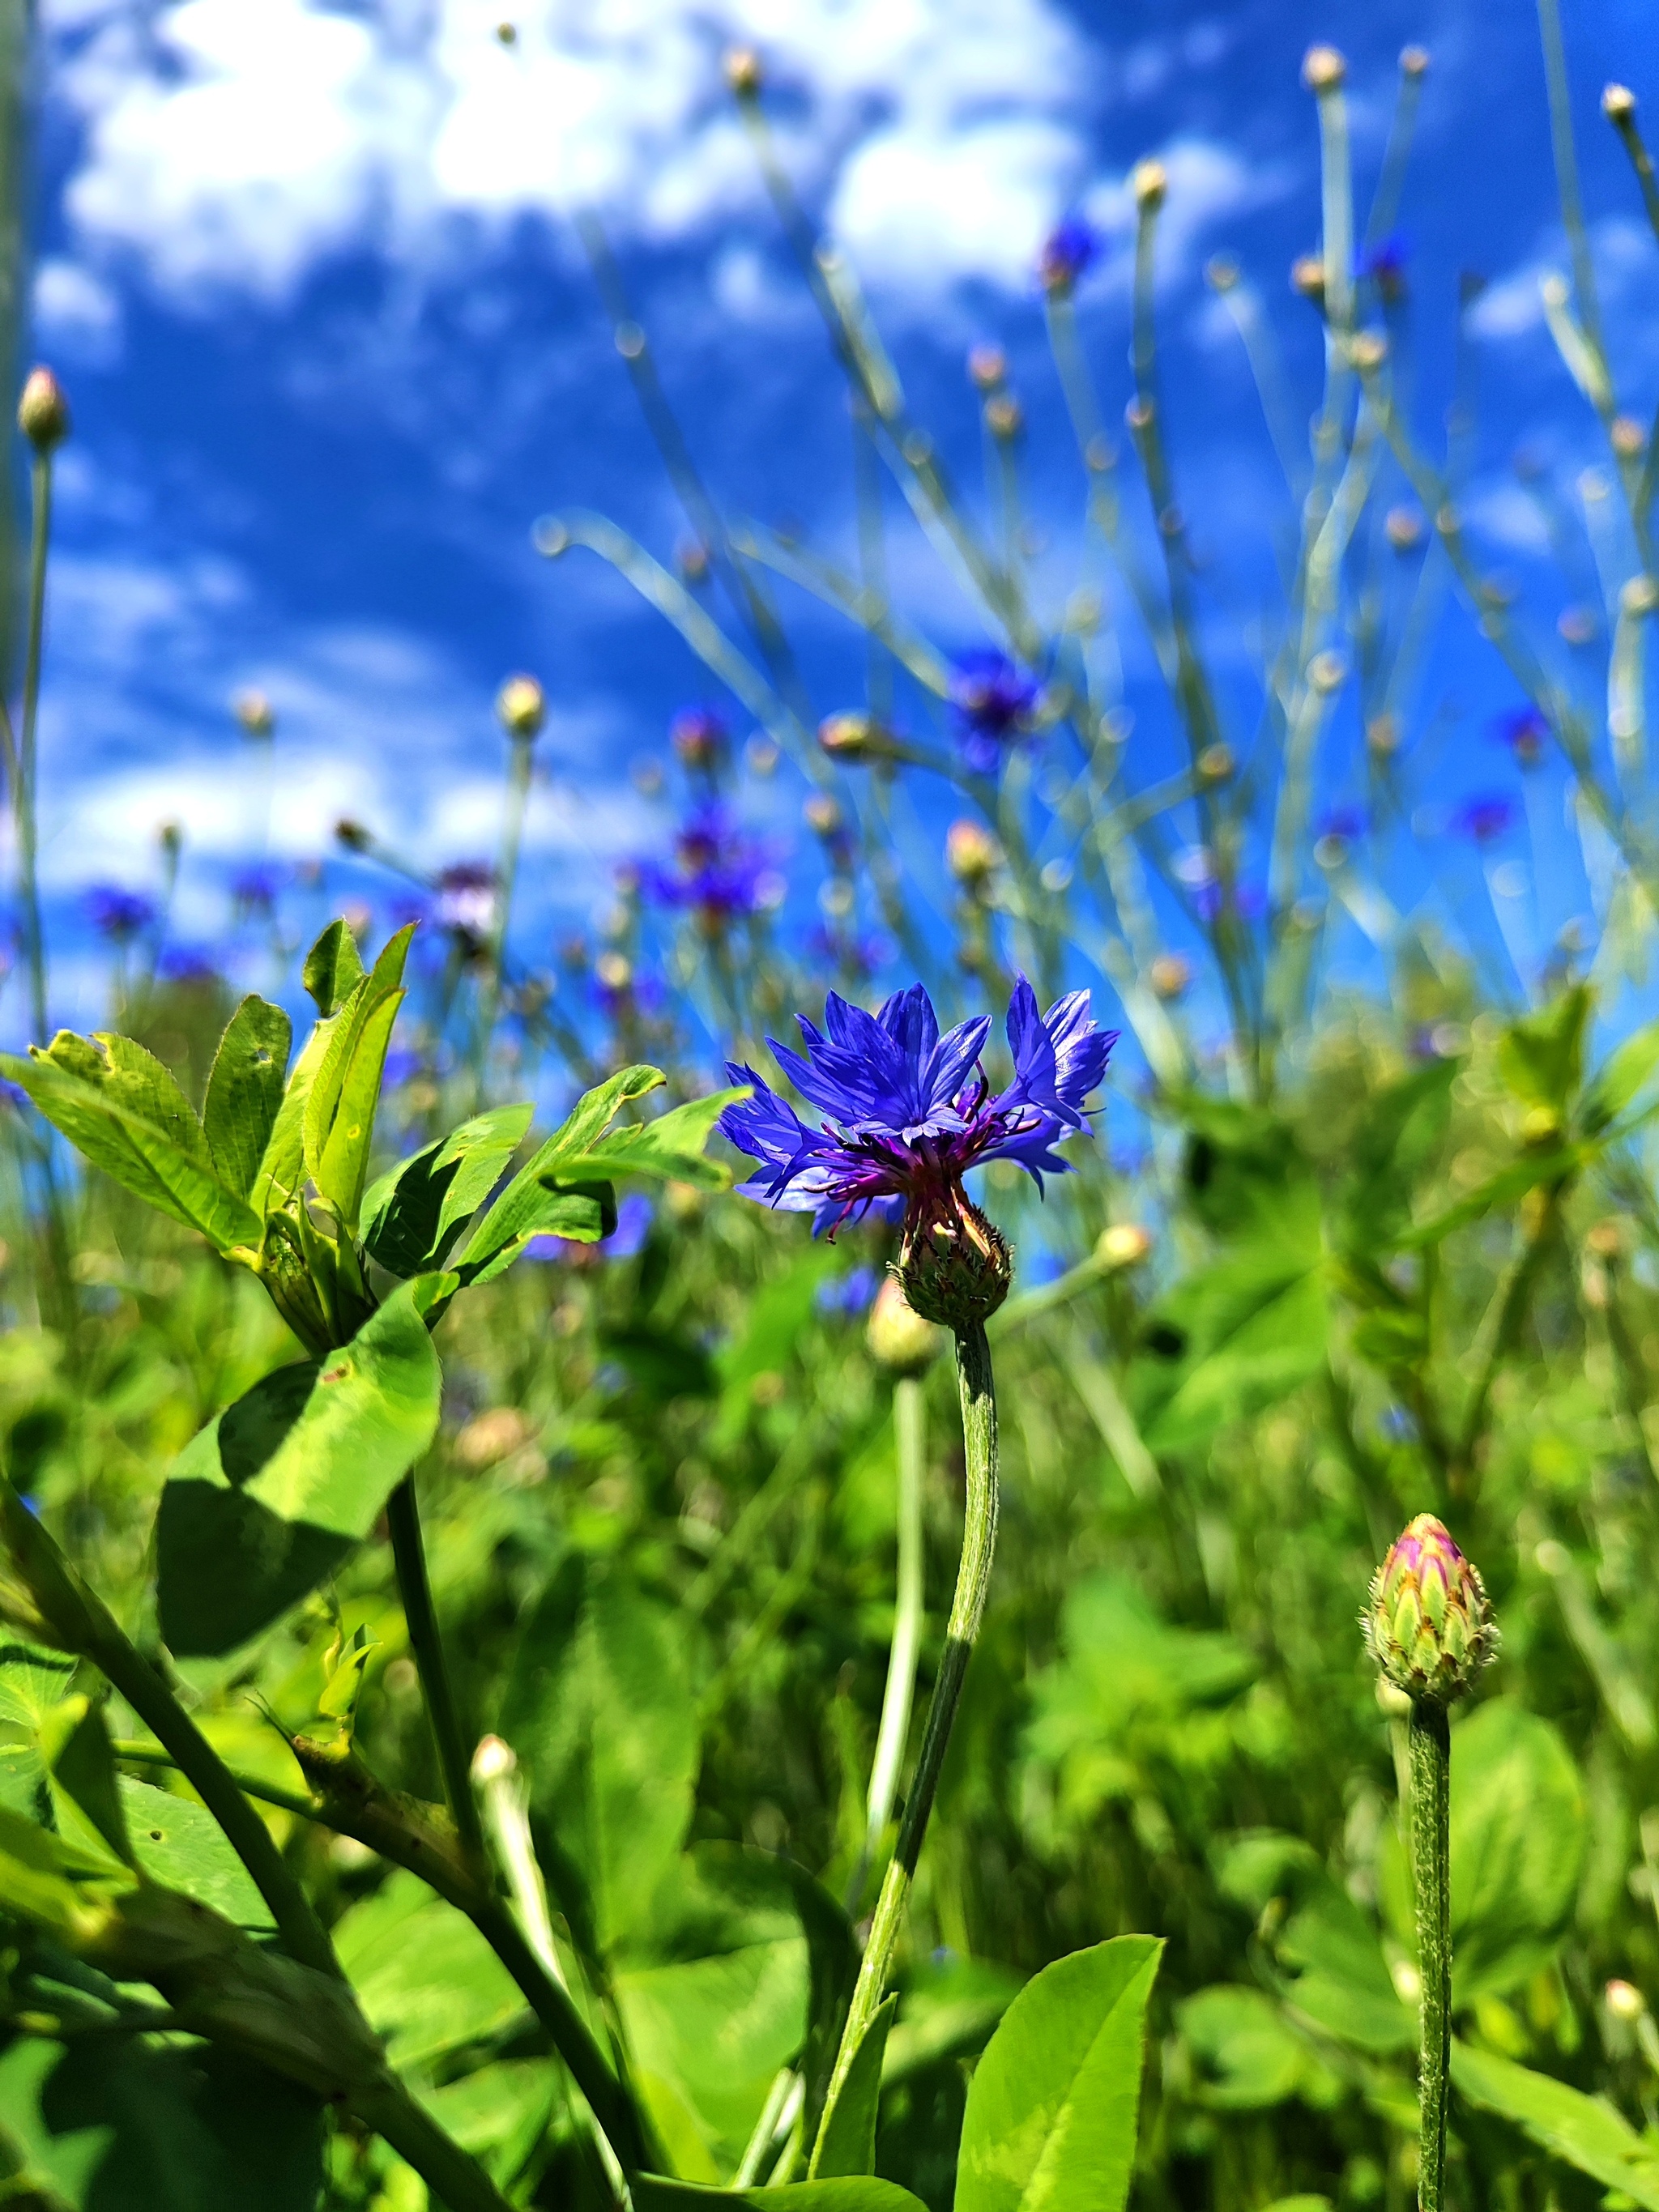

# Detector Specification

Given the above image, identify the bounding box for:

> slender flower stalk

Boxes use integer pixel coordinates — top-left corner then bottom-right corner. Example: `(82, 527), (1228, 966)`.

(1364, 1515), (1497, 2212)
(864, 1368), (926, 1860)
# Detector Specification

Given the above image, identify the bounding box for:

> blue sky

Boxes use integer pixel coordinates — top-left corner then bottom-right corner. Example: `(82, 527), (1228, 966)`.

(19, 0), (1659, 1042)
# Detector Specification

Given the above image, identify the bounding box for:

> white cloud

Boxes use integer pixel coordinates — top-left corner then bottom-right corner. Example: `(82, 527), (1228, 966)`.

(1469, 215), (1657, 341)
(1080, 136), (1291, 293)
(1462, 479), (1551, 556)
(50, 0), (1103, 300)
(32, 256), (123, 360)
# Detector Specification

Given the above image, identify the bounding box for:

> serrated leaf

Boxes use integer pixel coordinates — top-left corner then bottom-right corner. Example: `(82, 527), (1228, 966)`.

(203, 996), (293, 1200)
(360, 1102), (533, 1278)
(556, 1087), (749, 1195)
(2, 1037), (261, 1252)
(155, 1279), (442, 1656)
(457, 1064), (663, 1279)
(954, 1935), (1162, 2212)
(301, 923), (414, 1224)
(302, 918), (366, 1016)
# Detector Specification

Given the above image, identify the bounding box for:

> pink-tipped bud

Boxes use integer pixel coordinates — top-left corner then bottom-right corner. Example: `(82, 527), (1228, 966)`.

(497, 672), (546, 739)
(1363, 1514), (1497, 1704)
(1603, 83), (1637, 125)
(18, 367), (69, 451)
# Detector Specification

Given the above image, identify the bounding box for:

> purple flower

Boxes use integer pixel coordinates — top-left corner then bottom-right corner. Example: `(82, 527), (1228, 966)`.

(0, 1079), (27, 1110)
(646, 805), (784, 925)
(158, 946), (220, 986)
(806, 923), (895, 982)
(85, 885), (156, 942)
(1456, 795), (1518, 846)
(1039, 216), (1098, 296)
(816, 1264), (880, 1319)
(230, 862), (283, 913)
(522, 1190), (655, 1266)
(436, 862), (497, 936)
(1318, 805), (1367, 842)
(949, 650), (1040, 774)
(1493, 705), (1548, 768)
(1359, 230), (1410, 303)
(720, 976), (1116, 1238)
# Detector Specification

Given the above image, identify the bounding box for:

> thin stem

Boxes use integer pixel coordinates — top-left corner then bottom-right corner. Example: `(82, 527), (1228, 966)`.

(1408, 1699), (1452, 2212)
(811, 1322), (998, 2167)
(19, 447), (51, 1046)
(864, 1372), (927, 1857)
(386, 1473), (488, 1874)
(473, 732), (534, 1110)
(352, 2071), (518, 2212)
(1536, 0), (1603, 352)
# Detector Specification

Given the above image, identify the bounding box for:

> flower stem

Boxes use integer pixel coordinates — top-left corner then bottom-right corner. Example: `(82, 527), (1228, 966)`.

(1409, 1698), (1452, 2212)
(472, 731), (534, 1111)
(864, 1371), (926, 1857)
(352, 2071), (518, 2212)
(812, 1321), (998, 2164)
(386, 1473), (487, 1873)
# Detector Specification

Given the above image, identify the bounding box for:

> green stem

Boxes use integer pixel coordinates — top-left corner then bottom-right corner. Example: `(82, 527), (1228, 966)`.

(19, 447), (50, 1046)
(473, 732), (534, 1110)
(1409, 1699), (1452, 2212)
(812, 1322), (998, 2167)
(386, 1473), (488, 1875)
(864, 1372), (927, 1856)
(352, 2070), (518, 2212)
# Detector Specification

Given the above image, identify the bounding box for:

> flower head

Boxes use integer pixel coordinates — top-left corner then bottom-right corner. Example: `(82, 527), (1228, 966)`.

(1363, 1513), (1496, 1703)
(647, 804), (784, 928)
(1494, 705), (1548, 768)
(721, 977), (1116, 1321)
(1039, 216), (1098, 296)
(158, 945), (221, 987)
(230, 862), (283, 914)
(436, 861), (498, 936)
(949, 651), (1040, 774)
(1359, 230), (1410, 303)
(1455, 794), (1518, 846)
(85, 885), (156, 942)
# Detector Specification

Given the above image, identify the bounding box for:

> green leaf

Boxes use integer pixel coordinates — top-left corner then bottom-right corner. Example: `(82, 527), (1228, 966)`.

(332, 1867), (527, 2068)
(633, 2184), (928, 2212)
(419, 2060), (556, 2185)
(502, 1552), (700, 1954)
(457, 1063), (665, 1278)
(1496, 984), (1592, 1111)
(556, 1086), (749, 1195)
(812, 1993), (896, 2178)
(1177, 1986), (1337, 2110)
(953, 1934), (1162, 2212)
(1581, 1017), (1659, 1134)
(1338, 1059), (1457, 1248)
(1273, 1879), (1413, 2053)
(41, 1694), (132, 1868)
(1396, 1144), (1584, 1250)
(302, 923), (415, 1228)
(2, 1035), (261, 1252)
(0, 2036), (325, 2212)
(155, 1279), (442, 1656)
(301, 917), (366, 1016)
(1175, 1098), (1311, 1243)
(0, 1637), (76, 1813)
(1131, 1238), (1328, 1455)
(203, 997), (293, 1200)
(1451, 2039), (1659, 2210)
(121, 1776), (275, 1932)
(360, 1102), (534, 1278)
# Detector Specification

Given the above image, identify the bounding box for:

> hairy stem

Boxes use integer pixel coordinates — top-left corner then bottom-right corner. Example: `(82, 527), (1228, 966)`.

(864, 1371), (927, 1857)
(386, 1473), (488, 1875)
(1409, 1699), (1452, 2212)
(812, 1322), (998, 2167)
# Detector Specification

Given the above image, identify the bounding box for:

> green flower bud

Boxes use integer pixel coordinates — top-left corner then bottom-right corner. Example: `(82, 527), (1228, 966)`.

(497, 672), (546, 739)
(899, 1185), (1013, 1332)
(867, 1275), (942, 1374)
(17, 365), (70, 452)
(1363, 1513), (1496, 1704)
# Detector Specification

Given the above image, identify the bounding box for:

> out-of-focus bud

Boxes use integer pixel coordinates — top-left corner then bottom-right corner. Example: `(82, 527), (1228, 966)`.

(1559, 603), (1597, 646)
(1098, 1222), (1152, 1270)
(1196, 743), (1234, 785)
(1350, 330), (1388, 373)
(867, 1275), (943, 1375)
(1385, 504), (1425, 552)
(1367, 713), (1401, 757)
(818, 710), (878, 761)
(1622, 573), (1659, 617)
(985, 394), (1023, 441)
(18, 367), (70, 452)
(723, 45), (762, 96)
(1586, 1220), (1624, 1261)
(1363, 1514), (1497, 1705)
(1612, 415), (1646, 460)
(1308, 650), (1347, 695)
(1603, 83), (1637, 125)
(676, 536), (712, 585)
(671, 706), (727, 769)
(1302, 44), (1347, 92)
(899, 1190), (1012, 1331)
(595, 949), (632, 992)
(1205, 254), (1239, 293)
(495, 20), (517, 45)
(1606, 1977), (1646, 2021)
(746, 735), (779, 776)
(157, 820), (182, 865)
(496, 673), (546, 739)
(1401, 44), (1431, 79)
(335, 818), (371, 853)
(967, 343), (1007, 390)
(946, 818), (1001, 884)
(471, 1733), (517, 1784)
(1290, 254), (1327, 305)
(232, 688), (275, 738)
(1132, 158), (1167, 213)
(1149, 951), (1192, 999)
(804, 794), (842, 837)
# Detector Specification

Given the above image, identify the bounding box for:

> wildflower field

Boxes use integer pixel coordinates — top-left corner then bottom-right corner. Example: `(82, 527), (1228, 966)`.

(6, 11), (1659, 2212)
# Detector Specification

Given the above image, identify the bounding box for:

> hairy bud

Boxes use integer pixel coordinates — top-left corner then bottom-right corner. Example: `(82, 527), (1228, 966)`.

(867, 1276), (942, 1375)
(899, 1187), (1012, 1331)
(497, 672), (546, 739)
(18, 366), (70, 452)
(1364, 1514), (1496, 1704)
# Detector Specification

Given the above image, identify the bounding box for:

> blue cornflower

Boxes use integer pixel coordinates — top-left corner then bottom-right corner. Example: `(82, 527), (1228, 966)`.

(1039, 216), (1098, 296)
(158, 946), (220, 986)
(1493, 705), (1548, 768)
(1456, 794), (1518, 845)
(816, 1265), (881, 1319)
(720, 978), (1115, 1247)
(646, 804), (784, 927)
(1359, 230), (1410, 303)
(436, 862), (497, 936)
(949, 650), (1040, 774)
(85, 885), (156, 942)
(230, 862), (283, 913)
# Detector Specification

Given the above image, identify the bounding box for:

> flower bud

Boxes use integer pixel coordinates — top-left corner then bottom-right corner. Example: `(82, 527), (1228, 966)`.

(471, 1733), (517, 1785)
(946, 818), (1001, 884)
(1302, 44), (1346, 92)
(1290, 254), (1326, 305)
(984, 394), (1023, 441)
(335, 817), (371, 853)
(967, 343), (1006, 390)
(1196, 743), (1234, 785)
(804, 793), (842, 837)
(1612, 415), (1646, 460)
(1401, 44), (1431, 79)
(18, 366), (69, 452)
(1363, 1514), (1497, 1704)
(1205, 254), (1239, 293)
(1622, 573), (1659, 618)
(497, 673), (546, 739)
(723, 45), (762, 96)
(899, 1187), (1012, 1331)
(1097, 1222), (1152, 1269)
(1385, 504), (1425, 552)
(818, 710), (878, 761)
(1606, 1977), (1646, 2021)
(1132, 158), (1166, 213)
(232, 688), (275, 738)
(1148, 952), (1191, 999)
(867, 1275), (942, 1374)
(1603, 83), (1637, 125)
(672, 706), (727, 769)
